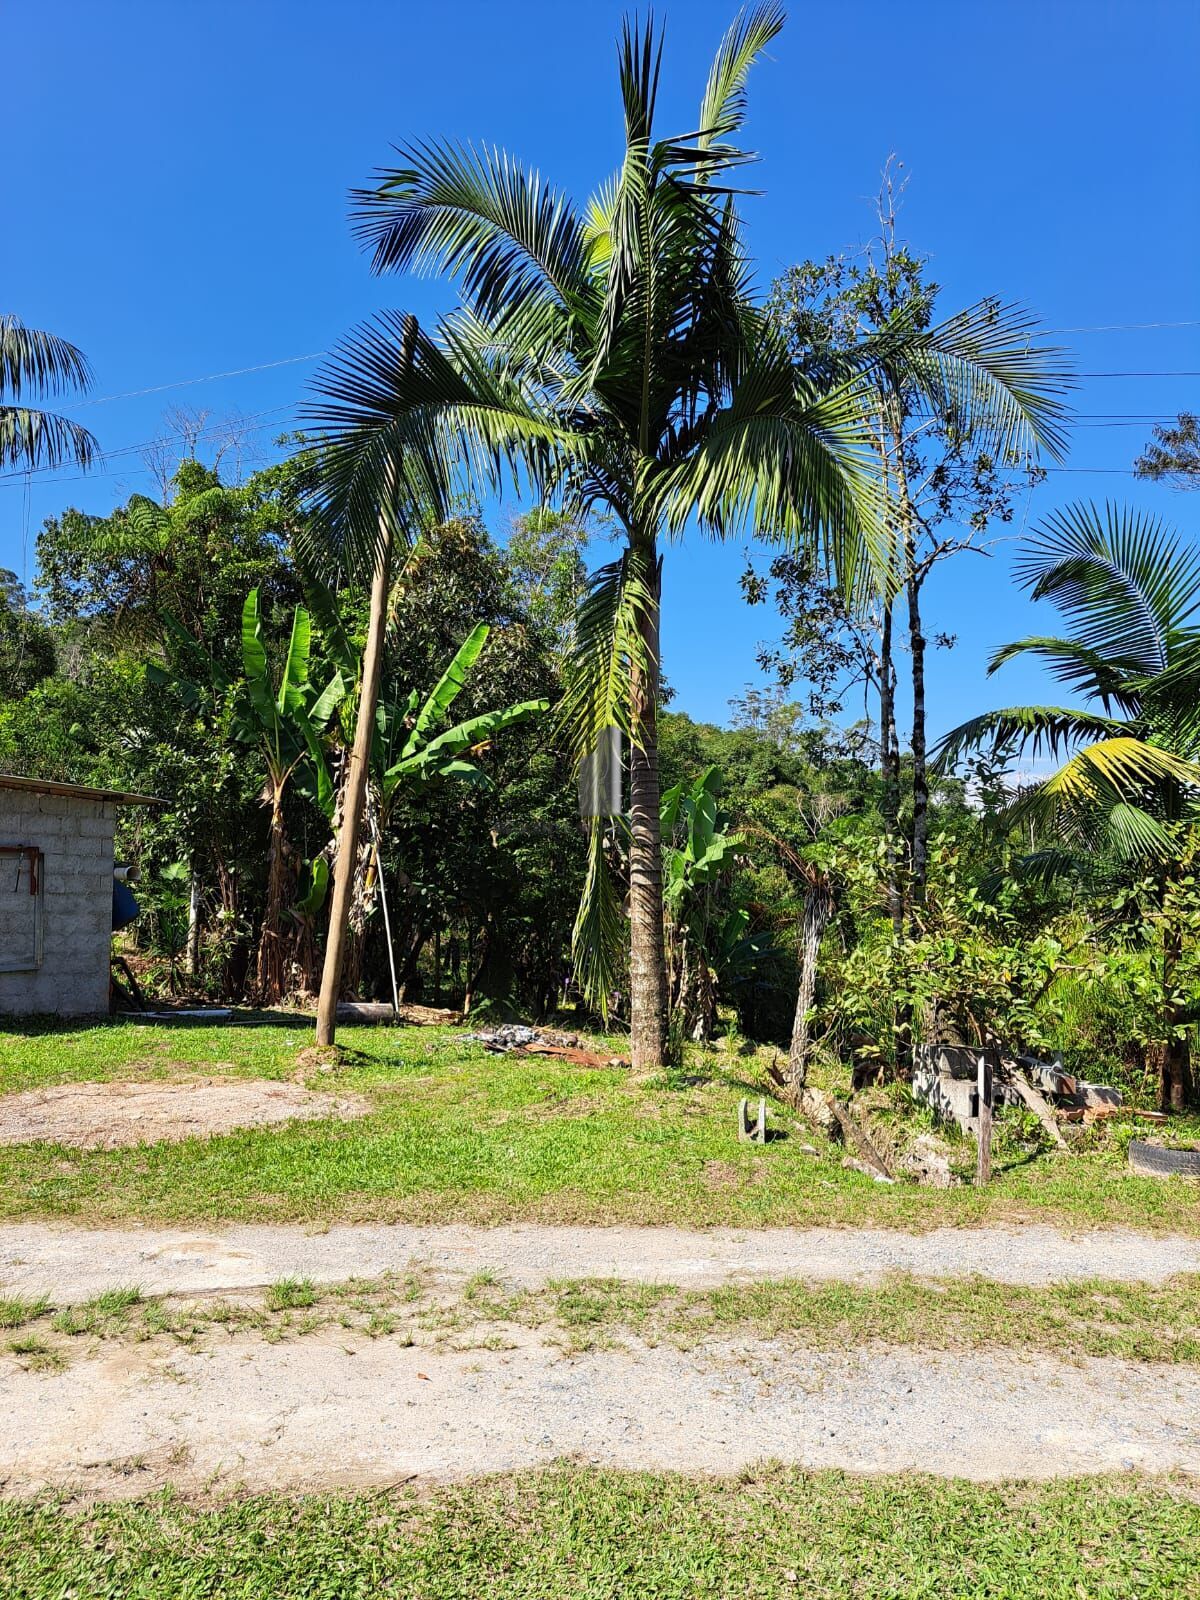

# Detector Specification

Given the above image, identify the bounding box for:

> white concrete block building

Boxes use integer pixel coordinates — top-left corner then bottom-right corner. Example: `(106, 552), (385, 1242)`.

(0, 775), (158, 1018)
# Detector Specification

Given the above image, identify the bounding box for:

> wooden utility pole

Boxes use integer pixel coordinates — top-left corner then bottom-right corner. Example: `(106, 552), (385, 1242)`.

(315, 314), (417, 1047)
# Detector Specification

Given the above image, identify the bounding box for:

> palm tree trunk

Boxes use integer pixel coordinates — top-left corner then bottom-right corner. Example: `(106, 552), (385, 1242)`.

(787, 875), (834, 1092)
(628, 549), (667, 1070)
(905, 560), (929, 915)
(315, 316), (416, 1047)
(879, 599), (904, 937)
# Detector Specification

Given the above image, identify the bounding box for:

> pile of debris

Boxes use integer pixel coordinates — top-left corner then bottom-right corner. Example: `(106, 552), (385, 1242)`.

(911, 1044), (1158, 1143)
(463, 1025), (629, 1070)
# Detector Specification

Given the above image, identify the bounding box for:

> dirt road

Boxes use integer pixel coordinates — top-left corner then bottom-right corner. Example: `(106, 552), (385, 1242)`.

(3, 1220), (1197, 1301)
(3, 1331), (1197, 1495)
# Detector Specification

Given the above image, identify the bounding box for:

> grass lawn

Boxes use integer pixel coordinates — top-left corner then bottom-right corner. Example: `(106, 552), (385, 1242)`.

(1, 1016), (1198, 1231)
(2, 1469), (1199, 1598)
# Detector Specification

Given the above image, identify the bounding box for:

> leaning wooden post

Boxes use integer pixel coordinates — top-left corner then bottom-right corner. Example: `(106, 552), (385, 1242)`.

(315, 315), (417, 1047)
(975, 1049), (993, 1186)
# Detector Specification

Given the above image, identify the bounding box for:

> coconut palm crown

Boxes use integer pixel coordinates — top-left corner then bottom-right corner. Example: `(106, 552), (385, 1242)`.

(304, 4), (1071, 1068)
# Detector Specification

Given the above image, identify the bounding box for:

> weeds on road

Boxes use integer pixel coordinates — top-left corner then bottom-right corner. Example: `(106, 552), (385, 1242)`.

(0, 1294), (49, 1329)
(3, 1268), (1199, 1374)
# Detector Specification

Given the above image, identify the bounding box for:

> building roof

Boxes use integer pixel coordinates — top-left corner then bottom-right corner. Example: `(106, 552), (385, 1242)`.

(0, 774), (162, 807)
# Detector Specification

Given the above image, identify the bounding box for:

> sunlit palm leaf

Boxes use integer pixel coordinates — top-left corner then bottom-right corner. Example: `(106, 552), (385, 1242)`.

(572, 819), (626, 1017)
(0, 316), (92, 397)
(558, 551), (656, 762)
(697, 2), (786, 151)
(351, 140), (593, 322)
(1015, 502), (1200, 675)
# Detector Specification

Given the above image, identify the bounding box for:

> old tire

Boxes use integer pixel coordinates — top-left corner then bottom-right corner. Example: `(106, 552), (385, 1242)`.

(1128, 1139), (1200, 1179)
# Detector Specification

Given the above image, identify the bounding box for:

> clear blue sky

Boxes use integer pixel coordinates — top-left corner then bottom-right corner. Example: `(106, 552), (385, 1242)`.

(5, 0), (1198, 740)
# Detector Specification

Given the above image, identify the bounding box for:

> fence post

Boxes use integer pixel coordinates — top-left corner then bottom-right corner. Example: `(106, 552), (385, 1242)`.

(976, 1051), (993, 1186)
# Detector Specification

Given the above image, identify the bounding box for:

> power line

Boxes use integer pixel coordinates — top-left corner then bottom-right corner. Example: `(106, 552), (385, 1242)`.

(56, 333), (1200, 416)
(1044, 319), (1200, 334)
(0, 405), (297, 488)
(73, 353), (325, 408)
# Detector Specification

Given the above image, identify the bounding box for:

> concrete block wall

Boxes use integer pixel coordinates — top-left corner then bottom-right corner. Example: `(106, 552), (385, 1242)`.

(0, 790), (115, 1017)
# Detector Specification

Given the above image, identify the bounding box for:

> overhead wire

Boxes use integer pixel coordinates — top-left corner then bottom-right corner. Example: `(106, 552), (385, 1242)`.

(3, 322), (1195, 493)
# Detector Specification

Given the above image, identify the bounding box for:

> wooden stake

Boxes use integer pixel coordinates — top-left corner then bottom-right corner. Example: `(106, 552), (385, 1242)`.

(975, 1050), (993, 1187)
(315, 314), (418, 1047)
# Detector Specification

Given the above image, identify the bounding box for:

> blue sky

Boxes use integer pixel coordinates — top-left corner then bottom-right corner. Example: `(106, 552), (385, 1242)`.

(5, 0), (1198, 740)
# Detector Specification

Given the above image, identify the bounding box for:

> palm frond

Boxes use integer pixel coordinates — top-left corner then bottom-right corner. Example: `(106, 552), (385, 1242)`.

(572, 818), (626, 1017)
(697, 2), (786, 151)
(303, 311), (582, 574)
(907, 299), (1072, 459)
(557, 550), (657, 762)
(1042, 736), (1200, 803)
(351, 140), (592, 323)
(656, 349), (887, 591)
(1015, 502), (1200, 675)
(1001, 780), (1178, 865)
(986, 634), (1142, 714)
(0, 407), (98, 471)
(931, 704), (1130, 772)
(0, 316), (92, 398)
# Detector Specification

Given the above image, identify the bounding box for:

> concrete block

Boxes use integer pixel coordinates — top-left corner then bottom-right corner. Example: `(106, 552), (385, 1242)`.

(31, 795), (73, 819)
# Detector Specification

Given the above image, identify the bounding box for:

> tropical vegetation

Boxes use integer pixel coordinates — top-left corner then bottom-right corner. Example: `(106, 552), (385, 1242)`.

(0, 7), (1196, 1115)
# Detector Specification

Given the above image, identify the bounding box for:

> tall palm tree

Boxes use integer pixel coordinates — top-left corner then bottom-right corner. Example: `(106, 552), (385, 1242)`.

(1, 315), (97, 470)
(305, 5), (1069, 1068)
(934, 502), (1200, 1108)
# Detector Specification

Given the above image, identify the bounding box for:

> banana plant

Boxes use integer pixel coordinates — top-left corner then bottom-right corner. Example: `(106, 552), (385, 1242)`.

(660, 766), (766, 1040)
(237, 588), (346, 1003)
(377, 623), (549, 809)
(661, 766), (746, 912)
(312, 614), (548, 1006)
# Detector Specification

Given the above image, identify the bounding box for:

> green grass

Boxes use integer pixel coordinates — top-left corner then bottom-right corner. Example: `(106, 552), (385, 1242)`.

(51, 1286), (143, 1338)
(1, 1016), (1198, 1231)
(0, 1294), (49, 1329)
(5, 1335), (65, 1373)
(264, 1277), (317, 1311)
(6, 1270), (1200, 1369)
(535, 1272), (1200, 1362)
(2, 1470), (1199, 1598)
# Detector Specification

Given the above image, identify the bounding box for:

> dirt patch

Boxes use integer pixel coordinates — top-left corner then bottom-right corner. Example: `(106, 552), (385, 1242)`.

(702, 1160), (743, 1190)
(0, 1079), (371, 1151)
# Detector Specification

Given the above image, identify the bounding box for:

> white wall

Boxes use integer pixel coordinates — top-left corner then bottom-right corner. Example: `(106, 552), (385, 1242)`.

(0, 790), (114, 1017)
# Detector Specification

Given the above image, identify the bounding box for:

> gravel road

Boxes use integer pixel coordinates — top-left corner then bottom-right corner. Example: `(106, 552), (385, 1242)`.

(3, 1332), (1198, 1495)
(3, 1221), (1198, 1301)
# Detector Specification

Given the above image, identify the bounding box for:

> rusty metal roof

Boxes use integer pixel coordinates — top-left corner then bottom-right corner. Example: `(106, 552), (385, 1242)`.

(0, 774), (162, 806)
